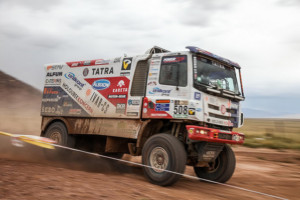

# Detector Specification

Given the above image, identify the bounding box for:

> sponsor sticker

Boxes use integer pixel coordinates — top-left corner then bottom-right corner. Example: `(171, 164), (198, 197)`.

(149, 87), (171, 96)
(127, 112), (138, 116)
(188, 108), (195, 115)
(83, 68), (89, 77)
(92, 79), (110, 90)
(47, 65), (64, 71)
(108, 94), (127, 99)
(128, 99), (140, 105)
(122, 58), (132, 70)
(64, 72), (86, 90)
(45, 78), (61, 86)
(162, 56), (186, 64)
(194, 92), (201, 100)
(46, 72), (62, 77)
(95, 59), (110, 65)
(155, 103), (170, 111)
(44, 88), (59, 95)
(116, 103), (126, 114)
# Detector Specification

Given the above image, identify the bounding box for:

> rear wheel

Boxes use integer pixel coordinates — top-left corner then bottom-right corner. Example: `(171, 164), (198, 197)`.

(44, 122), (74, 147)
(43, 122), (75, 161)
(142, 134), (187, 186)
(194, 144), (235, 183)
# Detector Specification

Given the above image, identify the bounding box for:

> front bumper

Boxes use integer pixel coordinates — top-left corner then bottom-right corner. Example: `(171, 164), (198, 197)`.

(186, 125), (244, 145)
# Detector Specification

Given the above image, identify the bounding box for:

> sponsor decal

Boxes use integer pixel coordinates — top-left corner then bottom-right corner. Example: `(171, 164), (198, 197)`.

(41, 105), (63, 115)
(117, 80), (125, 87)
(92, 67), (114, 75)
(122, 58), (132, 70)
(175, 100), (188, 105)
(194, 92), (201, 100)
(188, 108), (195, 115)
(147, 81), (157, 86)
(44, 88), (59, 95)
(92, 79), (110, 90)
(127, 112), (138, 116)
(62, 83), (93, 114)
(90, 92), (109, 113)
(162, 56), (186, 64)
(113, 80), (128, 93)
(67, 59), (110, 68)
(151, 60), (160, 65)
(85, 77), (130, 108)
(63, 101), (72, 107)
(120, 72), (130, 76)
(149, 87), (171, 96)
(64, 72), (86, 90)
(47, 65), (64, 71)
(156, 99), (170, 104)
(46, 72), (62, 77)
(45, 78), (61, 86)
(95, 59), (110, 65)
(42, 96), (61, 102)
(149, 73), (158, 76)
(155, 103), (170, 111)
(108, 94), (126, 99)
(86, 89), (92, 96)
(69, 109), (82, 115)
(83, 68), (89, 77)
(128, 99), (140, 105)
(116, 103), (126, 114)
(41, 86), (89, 117)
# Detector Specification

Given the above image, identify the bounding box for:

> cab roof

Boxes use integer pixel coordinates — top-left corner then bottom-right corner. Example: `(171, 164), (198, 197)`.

(185, 46), (240, 69)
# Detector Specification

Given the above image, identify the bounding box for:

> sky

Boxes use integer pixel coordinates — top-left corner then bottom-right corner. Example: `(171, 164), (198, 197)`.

(0, 0), (300, 118)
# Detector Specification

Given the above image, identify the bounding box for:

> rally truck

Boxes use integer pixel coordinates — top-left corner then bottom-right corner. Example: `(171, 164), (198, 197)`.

(41, 46), (245, 186)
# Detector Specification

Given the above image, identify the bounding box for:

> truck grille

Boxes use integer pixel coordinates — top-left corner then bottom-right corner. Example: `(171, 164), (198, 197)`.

(209, 113), (238, 127)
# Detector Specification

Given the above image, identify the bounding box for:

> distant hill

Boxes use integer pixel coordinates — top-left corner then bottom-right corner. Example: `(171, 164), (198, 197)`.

(0, 70), (42, 135)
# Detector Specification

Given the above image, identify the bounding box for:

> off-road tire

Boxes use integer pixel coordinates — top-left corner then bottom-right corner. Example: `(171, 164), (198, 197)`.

(44, 122), (74, 147)
(194, 144), (236, 183)
(142, 134), (187, 186)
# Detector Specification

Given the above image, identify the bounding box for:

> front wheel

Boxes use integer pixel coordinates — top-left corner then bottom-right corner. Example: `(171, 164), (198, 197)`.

(194, 144), (236, 183)
(142, 134), (187, 186)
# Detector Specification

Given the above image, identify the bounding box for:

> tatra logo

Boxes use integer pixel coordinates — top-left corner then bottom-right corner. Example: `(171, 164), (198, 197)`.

(92, 67), (114, 75)
(122, 58), (132, 70)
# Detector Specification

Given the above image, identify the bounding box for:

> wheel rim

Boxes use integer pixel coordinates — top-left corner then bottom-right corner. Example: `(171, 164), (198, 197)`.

(207, 156), (221, 173)
(49, 131), (62, 144)
(149, 147), (169, 173)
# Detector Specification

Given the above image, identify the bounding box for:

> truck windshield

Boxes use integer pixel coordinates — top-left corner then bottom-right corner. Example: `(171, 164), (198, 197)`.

(194, 56), (240, 94)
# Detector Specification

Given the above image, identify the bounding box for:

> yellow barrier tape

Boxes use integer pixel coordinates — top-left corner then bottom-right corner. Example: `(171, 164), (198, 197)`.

(0, 131), (55, 150)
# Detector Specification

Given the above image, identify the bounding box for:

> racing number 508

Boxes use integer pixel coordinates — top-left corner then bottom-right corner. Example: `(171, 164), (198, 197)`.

(174, 105), (188, 115)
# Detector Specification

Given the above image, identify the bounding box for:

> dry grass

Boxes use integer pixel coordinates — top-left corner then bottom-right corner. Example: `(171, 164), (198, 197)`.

(236, 118), (300, 149)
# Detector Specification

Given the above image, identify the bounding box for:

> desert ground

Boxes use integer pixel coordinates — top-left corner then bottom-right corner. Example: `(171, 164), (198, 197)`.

(1, 71), (300, 199)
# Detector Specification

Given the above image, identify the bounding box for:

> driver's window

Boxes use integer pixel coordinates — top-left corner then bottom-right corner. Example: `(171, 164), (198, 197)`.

(159, 55), (187, 87)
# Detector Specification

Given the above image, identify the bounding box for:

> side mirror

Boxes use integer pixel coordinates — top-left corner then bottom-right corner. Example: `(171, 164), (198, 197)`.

(240, 112), (244, 126)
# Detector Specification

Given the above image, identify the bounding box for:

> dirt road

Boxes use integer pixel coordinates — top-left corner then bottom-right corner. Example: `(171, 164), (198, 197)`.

(0, 136), (299, 200)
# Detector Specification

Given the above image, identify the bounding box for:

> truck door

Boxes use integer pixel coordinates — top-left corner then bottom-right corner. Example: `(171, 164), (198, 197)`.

(126, 57), (150, 118)
(143, 54), (190, 119)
